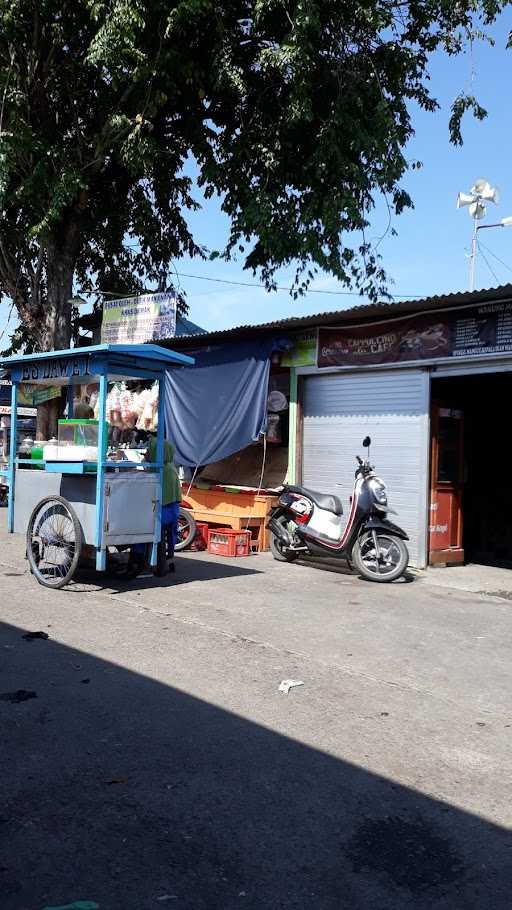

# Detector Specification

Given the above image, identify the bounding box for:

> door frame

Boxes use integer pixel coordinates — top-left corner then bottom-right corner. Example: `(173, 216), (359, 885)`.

(429, 401), (465, 566)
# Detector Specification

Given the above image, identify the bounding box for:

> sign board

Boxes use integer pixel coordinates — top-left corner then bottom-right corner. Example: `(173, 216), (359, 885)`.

(318, 301), (512, 368)
(18, 384), (61, 407)
(11, 354), (91, 383)
(281, 331), (318, 367)
(101, 292), (177, 344)
(0, 406), (37, 417)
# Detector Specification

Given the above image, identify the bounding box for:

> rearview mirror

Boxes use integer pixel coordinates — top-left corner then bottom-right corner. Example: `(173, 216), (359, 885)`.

(362, 436), (371, 448)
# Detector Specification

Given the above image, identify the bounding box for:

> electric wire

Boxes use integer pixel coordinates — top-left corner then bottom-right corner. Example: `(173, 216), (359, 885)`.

(99, 251), (428, 299)
(477, 242), (500, 285)
(162, 271), (427, 299)
(477, 239), (512, 277)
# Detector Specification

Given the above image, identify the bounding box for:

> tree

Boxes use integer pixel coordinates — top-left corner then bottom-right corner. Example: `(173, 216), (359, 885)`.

(0, 0), (509, 355)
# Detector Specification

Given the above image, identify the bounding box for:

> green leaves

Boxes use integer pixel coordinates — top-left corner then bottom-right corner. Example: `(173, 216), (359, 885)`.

(449, 93), (488, 145)
(0, 0), (510, 351)
(86, 0), (146, 67)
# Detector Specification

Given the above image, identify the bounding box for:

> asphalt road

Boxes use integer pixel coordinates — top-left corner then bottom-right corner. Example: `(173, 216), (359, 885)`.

(0, 513), (511, 909)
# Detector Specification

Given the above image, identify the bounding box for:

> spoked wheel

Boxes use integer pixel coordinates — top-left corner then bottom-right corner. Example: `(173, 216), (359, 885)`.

(174, 508), (196, 552)
(26, 495), (82, 589)
(352, 532), (409, 583)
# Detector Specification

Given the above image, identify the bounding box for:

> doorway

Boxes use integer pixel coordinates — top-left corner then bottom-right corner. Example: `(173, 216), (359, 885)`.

(430, 372), (512, 567)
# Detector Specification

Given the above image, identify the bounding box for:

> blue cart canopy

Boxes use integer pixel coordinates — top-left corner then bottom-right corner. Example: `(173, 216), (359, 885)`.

(0, 343), (193, 384)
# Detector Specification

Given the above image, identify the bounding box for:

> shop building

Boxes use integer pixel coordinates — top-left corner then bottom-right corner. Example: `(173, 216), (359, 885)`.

(169, 282), (512, 569)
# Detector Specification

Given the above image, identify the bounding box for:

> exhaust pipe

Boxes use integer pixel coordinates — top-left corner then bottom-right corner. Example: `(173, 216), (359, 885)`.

(267, 516), (292, 547)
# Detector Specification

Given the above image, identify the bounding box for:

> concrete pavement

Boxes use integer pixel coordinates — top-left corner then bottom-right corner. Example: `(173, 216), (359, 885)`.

(0, 511), (511, 909)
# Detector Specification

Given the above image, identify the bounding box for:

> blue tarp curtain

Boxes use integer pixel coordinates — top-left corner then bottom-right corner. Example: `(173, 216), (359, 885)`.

(164, 338), (284, 467)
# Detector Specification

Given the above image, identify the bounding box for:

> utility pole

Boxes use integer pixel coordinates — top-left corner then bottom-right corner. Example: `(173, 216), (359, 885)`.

(469, 218), (478, 292)
(457, 179), (512, 291)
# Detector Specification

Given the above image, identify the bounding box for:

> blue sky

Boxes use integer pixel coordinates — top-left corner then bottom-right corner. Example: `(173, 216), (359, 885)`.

(2, 11), (512, 343)
(179, 13), (512, 332)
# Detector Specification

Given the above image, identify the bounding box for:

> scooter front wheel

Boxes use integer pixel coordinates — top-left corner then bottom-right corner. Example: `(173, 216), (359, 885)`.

(352, 532), (409, 583)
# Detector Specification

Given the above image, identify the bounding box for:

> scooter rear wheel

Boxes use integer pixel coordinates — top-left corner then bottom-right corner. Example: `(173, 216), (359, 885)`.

(352, 532), (409, 582)
(270, 516), (299, 562)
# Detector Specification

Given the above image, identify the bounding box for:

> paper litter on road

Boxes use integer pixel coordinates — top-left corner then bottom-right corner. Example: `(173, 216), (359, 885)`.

(278, 679), (304, 695)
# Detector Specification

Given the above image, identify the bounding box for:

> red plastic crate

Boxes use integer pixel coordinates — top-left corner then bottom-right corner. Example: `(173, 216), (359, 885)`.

(208, 528), (251, 557)
(187, 520), (208, 552)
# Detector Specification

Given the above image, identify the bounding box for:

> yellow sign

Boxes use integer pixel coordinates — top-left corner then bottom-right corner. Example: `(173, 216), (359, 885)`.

(281, 331), (318, 367)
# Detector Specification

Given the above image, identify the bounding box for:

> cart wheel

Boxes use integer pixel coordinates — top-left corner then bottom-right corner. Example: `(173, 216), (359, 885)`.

(26, 495), (82, 589)
(154, 539), (169, 577)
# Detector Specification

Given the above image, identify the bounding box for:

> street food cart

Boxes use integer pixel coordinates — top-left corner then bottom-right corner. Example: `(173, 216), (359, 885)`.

(0, 343), (193, 587)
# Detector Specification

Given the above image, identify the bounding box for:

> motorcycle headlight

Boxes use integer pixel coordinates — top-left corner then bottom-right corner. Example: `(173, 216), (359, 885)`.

(369, 478), (387, 505)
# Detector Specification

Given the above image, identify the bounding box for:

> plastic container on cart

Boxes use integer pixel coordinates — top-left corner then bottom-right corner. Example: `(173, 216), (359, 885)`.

(208, 527), (251, 557)
(58, 419), (99, 451)
(31, 443), (45, 461)
(30, 441), (49, 469)
(41, 420), (107, 468)
(19, 436), (34, 455)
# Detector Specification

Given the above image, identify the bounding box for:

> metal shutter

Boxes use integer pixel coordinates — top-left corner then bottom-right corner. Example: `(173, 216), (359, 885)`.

(302, 369), (430, 567)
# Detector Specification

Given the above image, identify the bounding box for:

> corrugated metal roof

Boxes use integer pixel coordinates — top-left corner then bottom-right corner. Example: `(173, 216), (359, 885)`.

(162, 283), (512, 348)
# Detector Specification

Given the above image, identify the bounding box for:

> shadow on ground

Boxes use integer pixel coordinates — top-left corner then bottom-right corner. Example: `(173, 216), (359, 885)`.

(63, 553), (263, 595)
(296, 555), (417, 584)
(0, 620), (509, 910)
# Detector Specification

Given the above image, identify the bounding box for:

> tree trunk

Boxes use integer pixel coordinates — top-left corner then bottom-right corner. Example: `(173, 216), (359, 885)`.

(35, 239), (75, 440)
(41, 238), (74, 351)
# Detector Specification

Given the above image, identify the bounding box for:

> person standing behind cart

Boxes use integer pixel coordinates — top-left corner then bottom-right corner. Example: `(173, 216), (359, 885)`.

(127, 435), (182, 579)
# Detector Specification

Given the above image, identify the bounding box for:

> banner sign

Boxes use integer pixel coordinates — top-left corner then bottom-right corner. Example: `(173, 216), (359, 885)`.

(281, 331), (318, 367)
(318, 301), (512, 368)
(101, 292), (177, 344)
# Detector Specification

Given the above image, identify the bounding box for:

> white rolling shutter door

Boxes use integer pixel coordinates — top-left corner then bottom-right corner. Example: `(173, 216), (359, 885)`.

(302, 370), (430, 567)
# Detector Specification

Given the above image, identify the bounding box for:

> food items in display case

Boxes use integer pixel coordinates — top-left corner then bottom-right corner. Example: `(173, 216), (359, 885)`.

(100, 382), (159, 432)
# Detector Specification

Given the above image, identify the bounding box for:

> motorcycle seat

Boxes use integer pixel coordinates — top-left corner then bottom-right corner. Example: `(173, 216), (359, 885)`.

(286, 485), (343, 516)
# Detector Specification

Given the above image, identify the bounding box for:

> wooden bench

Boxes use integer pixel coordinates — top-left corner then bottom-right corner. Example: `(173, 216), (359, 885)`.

(181, 485), (278, 551)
